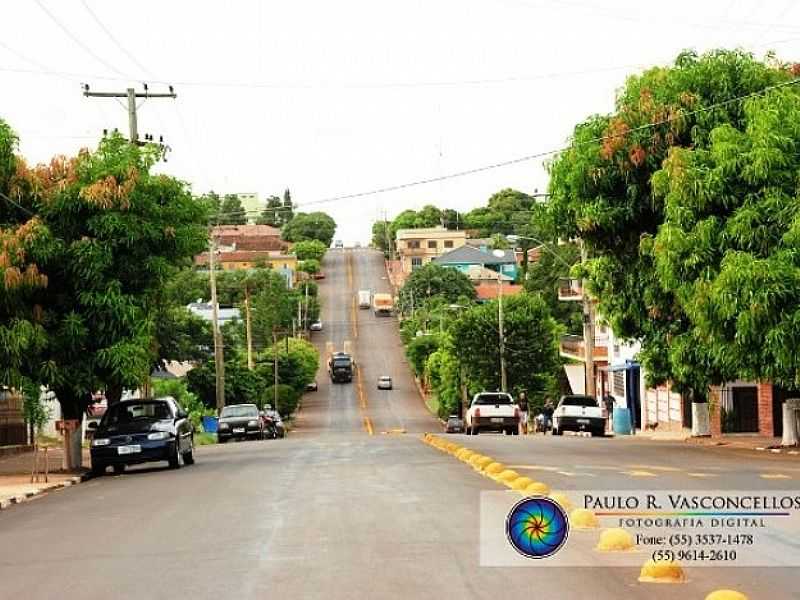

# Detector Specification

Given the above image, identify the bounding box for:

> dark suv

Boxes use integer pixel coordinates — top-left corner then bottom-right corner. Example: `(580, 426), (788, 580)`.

(89, 397), (194, 475)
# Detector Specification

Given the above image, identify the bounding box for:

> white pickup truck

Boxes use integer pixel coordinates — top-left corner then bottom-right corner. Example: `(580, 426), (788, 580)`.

(552, 394), (605, 436)
(464, 392), (519, 435)
(357, 289), (371, 309)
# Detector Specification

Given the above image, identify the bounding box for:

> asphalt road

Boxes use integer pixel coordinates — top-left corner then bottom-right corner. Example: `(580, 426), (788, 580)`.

(0, 249), (797, 599)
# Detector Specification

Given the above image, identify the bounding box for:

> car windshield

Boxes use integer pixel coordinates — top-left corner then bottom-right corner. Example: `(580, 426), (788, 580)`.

(221, 405), (258, 418)
(474, 394), (512, 405)
(560, 396), (598, 407)
(333, 359), (351, 367)
(104, 401), (171, 425)
(380, 376), (391, 381)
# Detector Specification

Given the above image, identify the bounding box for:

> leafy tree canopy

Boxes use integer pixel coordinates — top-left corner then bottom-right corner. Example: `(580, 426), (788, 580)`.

(546, 49), (797, 395)
(282, 211), (336, 247)
(398, 263), (476, 312)
(0, 126), (209, 416)
(291, 239), (327, 262)
(218, 194), (247, 225)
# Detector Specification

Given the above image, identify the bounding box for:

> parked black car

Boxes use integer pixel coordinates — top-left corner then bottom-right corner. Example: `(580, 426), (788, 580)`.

(445, 415), (464, 433)
(217, 404), (264, 443)
(89, 397), (194, 476)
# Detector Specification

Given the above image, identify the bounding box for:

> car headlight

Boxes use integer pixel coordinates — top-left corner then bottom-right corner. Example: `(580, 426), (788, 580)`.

(147, 431), (171, 441)
(92, 438), (110, 447)
(247, 420), (258, 427)
(218, 423), (229, 429)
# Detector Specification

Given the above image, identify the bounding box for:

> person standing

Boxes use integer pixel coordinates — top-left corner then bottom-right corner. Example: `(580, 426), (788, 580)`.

(603, 394), (615, 433)
(517, 391), (529, 435)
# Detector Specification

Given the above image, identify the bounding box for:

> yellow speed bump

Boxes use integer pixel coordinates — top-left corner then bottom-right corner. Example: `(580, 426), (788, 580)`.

(548, 492), (573, 513)
(596, 528), (635, 552)
(473, 456), (493, 471)
(569, 508), (599, 529)
(459, 450), (476, 462)
(510, 477), (534, 491)
(638, 559), (686, 583)
(445, 442), (459, 453)
(495, 469), (520, 483)
(525, 481), (551, 496)
(705, 591), (748, 600)
(484, 462), (505, 476)
(468, 454), (484, 467)
(455, 448), (472, 460)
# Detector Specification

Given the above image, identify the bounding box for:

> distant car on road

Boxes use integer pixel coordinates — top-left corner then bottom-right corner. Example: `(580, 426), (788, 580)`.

(464, 392), (519, 435)
(217, 404), (264, 443)
(552, 395), (605, 437)
(313, 272), (325, 280)
(377, 376), (393, 390)
(334, 240), (343, 248)
(89, 398), (194, 475)
(306, 380), (318, 392)
(445, 415), (464, 434)
(310, 320), (323, 331)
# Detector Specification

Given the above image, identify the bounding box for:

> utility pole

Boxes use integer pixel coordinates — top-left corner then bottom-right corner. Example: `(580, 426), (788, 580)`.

(82, 83), (176, 156)
(272, 328), (279, 415)
(581, 240), (596, 399)
(498, 277), (507, 393)
(209, 237), (225, 411)
(244, 284), (254, 370)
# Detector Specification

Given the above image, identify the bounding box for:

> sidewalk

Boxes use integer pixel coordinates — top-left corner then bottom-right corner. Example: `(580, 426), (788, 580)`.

(685, 434), (798, 454)
(0, 445), (91, 510)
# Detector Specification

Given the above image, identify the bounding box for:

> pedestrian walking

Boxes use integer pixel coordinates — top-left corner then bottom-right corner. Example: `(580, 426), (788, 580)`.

(603, 394), (615, 433)
(517, 391), (529, 435)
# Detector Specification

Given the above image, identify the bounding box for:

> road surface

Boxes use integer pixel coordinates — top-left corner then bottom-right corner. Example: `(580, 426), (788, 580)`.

(0, 249), (796, 599)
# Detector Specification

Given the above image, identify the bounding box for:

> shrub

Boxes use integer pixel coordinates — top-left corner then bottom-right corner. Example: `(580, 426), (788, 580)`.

(263, 384), (300, 418)
(153, 378), (215, 430)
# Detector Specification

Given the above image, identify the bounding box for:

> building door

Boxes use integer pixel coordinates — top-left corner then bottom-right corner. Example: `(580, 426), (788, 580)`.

(772, 386), (800, 438)
(728, 387), (759, 433)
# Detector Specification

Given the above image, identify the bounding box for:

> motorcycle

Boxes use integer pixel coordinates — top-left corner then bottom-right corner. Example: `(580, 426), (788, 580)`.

(534, 412), (552, 434)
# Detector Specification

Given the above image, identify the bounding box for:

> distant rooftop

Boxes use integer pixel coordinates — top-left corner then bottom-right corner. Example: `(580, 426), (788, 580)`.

(433, 245), (516, 266)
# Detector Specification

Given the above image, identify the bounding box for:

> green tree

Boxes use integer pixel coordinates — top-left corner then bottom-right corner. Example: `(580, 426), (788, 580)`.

(546, 49), (793, 411)
(298, 258), (321, 275)
(651, 82), (800, 389)
(0, 128), (209, 424)
(397, 263), (476, 314)
(218, 194), (247, 225)
(405, 334), (441, 376)
(523, 242), (582, 334)
(256, 195), (282, 226)
(291, 239), (327, 262)
(262, 384), (300, 417)
(282, 212), (337, 247)
(463, 188), (537, 237)
(449, 294), (561, 402)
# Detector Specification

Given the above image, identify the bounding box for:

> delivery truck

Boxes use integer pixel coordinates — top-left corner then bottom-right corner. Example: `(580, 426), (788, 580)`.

(372, 293), (394, 316)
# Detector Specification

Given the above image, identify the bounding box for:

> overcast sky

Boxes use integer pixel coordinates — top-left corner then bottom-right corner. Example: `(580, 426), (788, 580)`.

(3, 1), (799, 242)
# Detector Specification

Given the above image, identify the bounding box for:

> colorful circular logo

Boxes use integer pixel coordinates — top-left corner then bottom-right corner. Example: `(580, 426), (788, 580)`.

(505, 496), (569, 559)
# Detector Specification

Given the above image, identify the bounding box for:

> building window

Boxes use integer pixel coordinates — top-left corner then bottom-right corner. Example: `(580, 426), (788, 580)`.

(407, 240), (420, 249)
(427, 240), (437, 249)
(411, 257), (422, 270)
(613, 370), (625, 397)
(444, 240), (454, 248)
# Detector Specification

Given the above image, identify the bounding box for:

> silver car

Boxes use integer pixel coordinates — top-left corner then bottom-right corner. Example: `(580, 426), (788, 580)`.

(377, 376), (393, 390)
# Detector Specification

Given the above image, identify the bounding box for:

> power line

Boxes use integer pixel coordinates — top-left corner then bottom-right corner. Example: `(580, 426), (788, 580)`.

(290, 76), (800, 209)
(79, 0), (153, 79)
(34, 0), (127, 77)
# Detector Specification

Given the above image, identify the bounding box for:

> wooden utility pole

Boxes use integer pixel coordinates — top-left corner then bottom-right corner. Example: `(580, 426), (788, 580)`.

(272, 328), (279, 415)
(244, 285), (254, 370)
(82, 84), (176, 153)
(209, 237), (225, 410)
(581, 240), (596, 399)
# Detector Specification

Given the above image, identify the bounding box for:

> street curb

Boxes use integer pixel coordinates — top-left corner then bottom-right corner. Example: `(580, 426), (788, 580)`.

(0, 472), (89, 512)
(413, 378), (446, 428)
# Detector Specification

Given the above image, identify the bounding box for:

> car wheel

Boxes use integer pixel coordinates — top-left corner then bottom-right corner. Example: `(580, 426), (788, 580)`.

(91, 463), (106, 477)
(552, 427), (562, 436)
(591, 428), (604, 438)
(473, 426), (480, 435)
(218, 435), (226, 444)
(113, 464), (125, 474)
(183, 438), (195, 465)
(512, 428), (520, 436)
(169, 442), (182, 469)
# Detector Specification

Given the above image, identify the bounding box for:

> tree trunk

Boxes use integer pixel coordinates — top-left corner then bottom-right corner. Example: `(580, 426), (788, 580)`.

(54, 388), (85, 470)
(105, 383), (123, 406)
(781, 398), (800, 447)
(688, 388), (710, 437)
